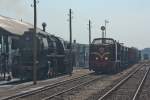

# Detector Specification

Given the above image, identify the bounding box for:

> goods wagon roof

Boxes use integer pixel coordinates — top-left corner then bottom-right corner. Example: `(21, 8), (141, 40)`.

(0, 15), (49, 36)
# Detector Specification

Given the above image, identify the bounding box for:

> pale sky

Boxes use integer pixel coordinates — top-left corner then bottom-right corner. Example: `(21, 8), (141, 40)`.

(0, 0), (150, 49)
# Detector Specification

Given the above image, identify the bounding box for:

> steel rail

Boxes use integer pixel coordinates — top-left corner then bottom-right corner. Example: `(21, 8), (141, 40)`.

(132, 67), (150, 100)
(1, 73), (93, 100)
(98, 64), (144, 100)
(43, 64), (144, 100)
(42, 76), (104, 100)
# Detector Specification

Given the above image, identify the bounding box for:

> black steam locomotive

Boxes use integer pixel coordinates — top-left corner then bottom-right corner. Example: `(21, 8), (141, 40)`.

(12, 29), (73, 80)
(89, 38), (140, 74)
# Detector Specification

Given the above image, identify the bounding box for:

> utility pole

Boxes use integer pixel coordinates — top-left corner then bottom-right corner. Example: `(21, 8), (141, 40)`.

(69, 9), (72, 49)
(104, 20), (106, 38)
(68, 8), (73, 75)
(33, 0), (38, 85)
(89, 20), (91, 44)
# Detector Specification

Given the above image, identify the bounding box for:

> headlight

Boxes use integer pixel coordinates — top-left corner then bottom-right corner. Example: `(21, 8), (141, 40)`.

(104, 57), (108, 60)
(96, 57), (99, 60)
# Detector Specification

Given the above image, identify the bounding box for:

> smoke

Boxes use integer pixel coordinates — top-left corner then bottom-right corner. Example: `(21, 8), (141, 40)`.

(0, 0), (32, 16)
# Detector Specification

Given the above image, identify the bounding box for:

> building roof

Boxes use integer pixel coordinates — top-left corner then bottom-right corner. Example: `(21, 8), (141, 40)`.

(0, 15), (49, 36)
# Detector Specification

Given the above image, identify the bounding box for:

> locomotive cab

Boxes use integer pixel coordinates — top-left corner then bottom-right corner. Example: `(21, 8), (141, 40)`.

(90, 38), (116, 62)
(89, 38), (119, 73)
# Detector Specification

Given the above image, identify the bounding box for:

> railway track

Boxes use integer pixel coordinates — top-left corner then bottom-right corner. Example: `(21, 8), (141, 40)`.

(98, 64), (150, 100)
(1, 73), (104, 100)
(136, 65), (150, 100)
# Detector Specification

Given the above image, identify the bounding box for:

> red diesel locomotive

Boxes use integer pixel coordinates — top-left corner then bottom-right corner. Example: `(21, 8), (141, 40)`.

(89, 38), (140, 73)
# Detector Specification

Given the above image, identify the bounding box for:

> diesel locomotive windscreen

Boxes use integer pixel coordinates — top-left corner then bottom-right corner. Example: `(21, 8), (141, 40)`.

(92, 38), (115, 45)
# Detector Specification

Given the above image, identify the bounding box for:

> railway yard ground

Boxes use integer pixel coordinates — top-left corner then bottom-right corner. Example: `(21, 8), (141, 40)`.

(0, 62), (149, 100)
(0, 68), (91, 99)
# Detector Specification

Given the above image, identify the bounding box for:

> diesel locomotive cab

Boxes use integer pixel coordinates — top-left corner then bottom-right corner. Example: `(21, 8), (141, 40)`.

(89, 38), (116, 73)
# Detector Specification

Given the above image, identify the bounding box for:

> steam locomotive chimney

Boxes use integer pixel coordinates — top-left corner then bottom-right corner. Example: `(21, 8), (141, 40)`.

(42, 22), (47, 32)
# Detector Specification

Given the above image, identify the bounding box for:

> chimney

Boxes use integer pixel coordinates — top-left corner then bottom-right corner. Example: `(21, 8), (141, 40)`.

(42, 22), (47, 32)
